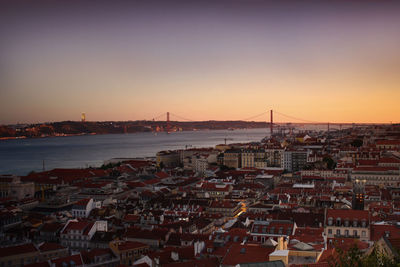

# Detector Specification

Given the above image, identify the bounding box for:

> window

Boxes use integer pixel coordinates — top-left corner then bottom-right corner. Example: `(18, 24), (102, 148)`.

(336, 229), (341, 236)
(361, 220), (367, 228)
(328, 229), (332, 234)
(353, 230), (358, 237)
(345, 230), (349, 237)
(278, 227), (283, 234)
(362, 231), (366, 237)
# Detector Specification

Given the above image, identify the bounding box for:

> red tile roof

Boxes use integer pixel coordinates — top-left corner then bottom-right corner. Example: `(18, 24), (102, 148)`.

(144, 178), (161, 185)
(147, 246), (195, 265)
(123, 214), (140, 223)
(81, 248), (115, 264)
(326, 209), (369, 221)
(221, 243), (275, 266)
(39, 243), (66, 252)
(0, 244), (38, 258)
(126, 181), (147, 188)
(125, 227), (169, 241)
(370, 224), (400, 241)
(292, 227), (324, 243)
(353, 166), (398, 172)
(210, 200), (239, 209)
(116, 241), (148, 251)
(327, 237), (369, 250)
(379, 157), (400, 164)
(163, 258), (219, 267)
(201, 182), (230, 192)
(40, 222), (64, 233)
(387, 238), (400, 252)
(357, 159), (379, 166)
(51, 254), (83, 267)
(155, 171), (170, 179)
(62, 220), (94, 235)
(376, 140), (400, 145)
(74, 198), (91, 207)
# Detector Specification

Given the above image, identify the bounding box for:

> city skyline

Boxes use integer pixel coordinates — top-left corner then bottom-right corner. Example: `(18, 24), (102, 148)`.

(1, 1), (400, 124)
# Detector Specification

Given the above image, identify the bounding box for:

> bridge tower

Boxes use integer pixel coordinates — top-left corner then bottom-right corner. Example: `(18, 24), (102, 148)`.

(166, 112), (171, 133)
(270, 109), (273, 136)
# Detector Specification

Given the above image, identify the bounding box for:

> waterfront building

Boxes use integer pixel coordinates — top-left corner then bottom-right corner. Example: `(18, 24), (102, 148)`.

(0, 175), (34, 200)
(156, 150), (180, 168)
(223, 149), (241, 169)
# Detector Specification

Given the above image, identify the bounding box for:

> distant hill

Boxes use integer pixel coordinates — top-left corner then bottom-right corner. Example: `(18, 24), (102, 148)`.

(0, 120), (269, 139)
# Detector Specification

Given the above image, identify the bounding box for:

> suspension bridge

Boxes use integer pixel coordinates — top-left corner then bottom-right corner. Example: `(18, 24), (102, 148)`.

(144, 110), (360, 134)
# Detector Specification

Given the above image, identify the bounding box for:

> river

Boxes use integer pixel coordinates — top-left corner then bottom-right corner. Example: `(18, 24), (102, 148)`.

(0, 128), (271, 175)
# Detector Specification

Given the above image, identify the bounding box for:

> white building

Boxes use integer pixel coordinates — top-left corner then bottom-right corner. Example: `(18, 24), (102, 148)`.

(194, 156), (209, 175)
(351, 166), (400, 187)
(72, 198), (98, 218)
(60, 219), (108, 250)
(283, 150), (308, 172)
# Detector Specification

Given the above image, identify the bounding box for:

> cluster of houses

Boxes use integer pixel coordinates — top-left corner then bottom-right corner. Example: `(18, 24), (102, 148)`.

(1, 124), (400, 266)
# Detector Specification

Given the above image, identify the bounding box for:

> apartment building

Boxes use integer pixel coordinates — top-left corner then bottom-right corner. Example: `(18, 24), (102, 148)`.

(325, 209), (370, 242)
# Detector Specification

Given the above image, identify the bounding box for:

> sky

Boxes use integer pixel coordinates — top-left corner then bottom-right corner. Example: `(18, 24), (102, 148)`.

(1, 0), (400, 124)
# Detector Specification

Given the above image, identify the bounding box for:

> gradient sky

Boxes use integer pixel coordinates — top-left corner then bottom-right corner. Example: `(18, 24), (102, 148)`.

(1, 1), (400, 124)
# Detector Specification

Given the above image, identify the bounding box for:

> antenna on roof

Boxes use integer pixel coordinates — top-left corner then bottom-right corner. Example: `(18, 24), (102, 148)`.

(43, 159), (45, 172)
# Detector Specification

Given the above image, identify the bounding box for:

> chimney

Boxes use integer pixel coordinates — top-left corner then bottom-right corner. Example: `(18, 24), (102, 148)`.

(277, 237), (284, 250)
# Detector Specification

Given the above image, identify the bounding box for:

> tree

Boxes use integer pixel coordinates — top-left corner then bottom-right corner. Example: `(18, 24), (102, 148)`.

(329, 244), (400, 267)
(351, 139), (363, 148)
(329, 245), (364, 267)
(323, 156), (336, 170)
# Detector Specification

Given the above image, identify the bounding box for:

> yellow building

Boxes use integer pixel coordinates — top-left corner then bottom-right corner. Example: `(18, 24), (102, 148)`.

(223, 149), (241, 169)
(156, 150), (180, 168)
(109, 240), (149, 266)
(325, 209), (370, 242)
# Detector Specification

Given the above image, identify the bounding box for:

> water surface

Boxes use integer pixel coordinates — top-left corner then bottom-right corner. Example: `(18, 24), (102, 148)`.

(0, 128), (270, 175)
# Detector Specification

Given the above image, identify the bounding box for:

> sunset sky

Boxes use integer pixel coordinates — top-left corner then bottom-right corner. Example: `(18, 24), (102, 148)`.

(1, 1), (400, 124)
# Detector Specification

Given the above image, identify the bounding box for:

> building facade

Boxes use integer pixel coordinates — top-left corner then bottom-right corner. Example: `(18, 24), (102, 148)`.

(325, 209), (370, 242)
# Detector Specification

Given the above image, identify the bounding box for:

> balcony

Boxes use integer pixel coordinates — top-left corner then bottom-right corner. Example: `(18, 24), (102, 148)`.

(334, 234), (360, 238)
